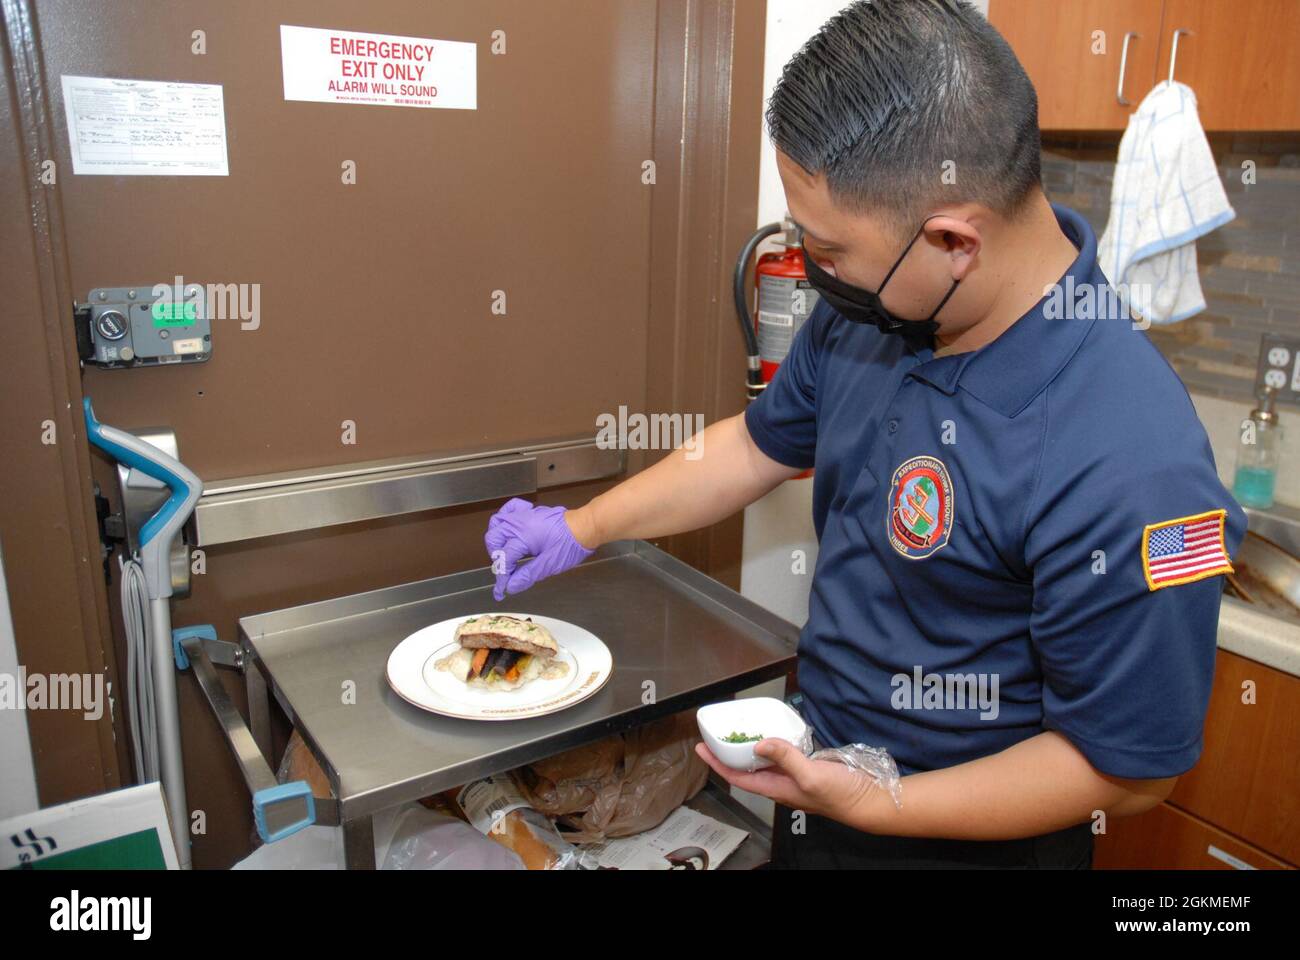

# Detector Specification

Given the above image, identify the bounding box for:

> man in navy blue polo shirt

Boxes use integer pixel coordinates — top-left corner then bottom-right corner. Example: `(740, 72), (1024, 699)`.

(484, 0), (1246, 868)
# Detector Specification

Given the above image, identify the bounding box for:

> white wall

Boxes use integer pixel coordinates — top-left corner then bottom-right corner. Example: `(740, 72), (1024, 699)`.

(743, 1), (864, 629)
(0, 541), (40, 819)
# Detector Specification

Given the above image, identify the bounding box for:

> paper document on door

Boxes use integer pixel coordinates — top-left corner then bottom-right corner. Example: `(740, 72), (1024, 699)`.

(60, 75), (229, 176)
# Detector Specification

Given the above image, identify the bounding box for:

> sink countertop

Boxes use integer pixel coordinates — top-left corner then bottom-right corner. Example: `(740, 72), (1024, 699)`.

(1218, 505), (1300, 677)
(1218, 595), (1300, 677)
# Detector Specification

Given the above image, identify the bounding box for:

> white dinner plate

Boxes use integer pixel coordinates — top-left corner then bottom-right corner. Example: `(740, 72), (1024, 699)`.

(386, 613), (613, 720)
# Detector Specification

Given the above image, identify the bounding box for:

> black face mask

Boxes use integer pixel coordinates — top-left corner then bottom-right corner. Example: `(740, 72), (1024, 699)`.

(801, 218), (960, 339)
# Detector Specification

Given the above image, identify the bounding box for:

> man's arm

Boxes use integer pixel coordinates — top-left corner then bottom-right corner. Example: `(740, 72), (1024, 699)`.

(565, 413), (802, 548)
(839, 732), (1174, 838)
(700, 730), (1175, 842)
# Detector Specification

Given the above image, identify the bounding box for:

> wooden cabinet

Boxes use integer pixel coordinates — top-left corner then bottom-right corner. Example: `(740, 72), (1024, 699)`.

(1095, 648), (1300, 869)
(1095, 801), (1289, 869)
(1155, 0), (1300, 129)
(988, 0), (1165, 130)
(1167, 649), (1300, 864)
(988, 0), (1300, 130)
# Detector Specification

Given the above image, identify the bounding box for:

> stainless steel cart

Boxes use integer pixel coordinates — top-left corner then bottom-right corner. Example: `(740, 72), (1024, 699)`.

(187, 539), (798, 869)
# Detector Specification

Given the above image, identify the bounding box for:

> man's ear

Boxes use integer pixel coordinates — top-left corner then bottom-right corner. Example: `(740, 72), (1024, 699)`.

(923, 215), (981, 281)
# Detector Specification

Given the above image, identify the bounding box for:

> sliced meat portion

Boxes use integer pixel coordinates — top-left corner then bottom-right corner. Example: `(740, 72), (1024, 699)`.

(454, 614), (558, 659)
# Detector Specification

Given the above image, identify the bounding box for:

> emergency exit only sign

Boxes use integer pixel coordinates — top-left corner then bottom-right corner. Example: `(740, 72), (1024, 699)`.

(280, 24), (477, 110)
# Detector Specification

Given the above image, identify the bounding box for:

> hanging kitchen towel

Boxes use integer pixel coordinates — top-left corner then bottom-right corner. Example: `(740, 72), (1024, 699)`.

(1097, 80), (1235, 325)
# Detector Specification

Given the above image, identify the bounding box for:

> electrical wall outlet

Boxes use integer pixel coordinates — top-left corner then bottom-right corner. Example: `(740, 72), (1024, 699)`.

(1254, 334), (1300, 407)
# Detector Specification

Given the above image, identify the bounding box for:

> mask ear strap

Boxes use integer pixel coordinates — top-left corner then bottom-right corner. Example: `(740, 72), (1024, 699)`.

(878, 223), (928, 292)
(903, 214), (962, 322)
(926, 278), (961, 322)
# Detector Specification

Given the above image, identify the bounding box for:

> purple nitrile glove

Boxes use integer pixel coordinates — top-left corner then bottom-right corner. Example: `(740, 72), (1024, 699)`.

(484, 498), (594, 602)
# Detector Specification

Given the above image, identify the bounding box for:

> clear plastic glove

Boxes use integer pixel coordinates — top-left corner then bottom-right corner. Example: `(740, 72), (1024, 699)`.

(695, 724), (903, 818)
(484, 498), (595, 601)
(791, 726), (903, 810)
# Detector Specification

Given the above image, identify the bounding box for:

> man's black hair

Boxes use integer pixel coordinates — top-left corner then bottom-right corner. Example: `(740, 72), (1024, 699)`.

(767, 0), (1042, 234)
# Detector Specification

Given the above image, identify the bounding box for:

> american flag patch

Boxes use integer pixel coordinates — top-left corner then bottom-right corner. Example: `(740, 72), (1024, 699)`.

(1141, 509), (1233, 591)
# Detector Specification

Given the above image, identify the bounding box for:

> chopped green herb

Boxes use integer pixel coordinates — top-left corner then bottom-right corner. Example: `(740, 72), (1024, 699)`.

(722, 731), (763, 743)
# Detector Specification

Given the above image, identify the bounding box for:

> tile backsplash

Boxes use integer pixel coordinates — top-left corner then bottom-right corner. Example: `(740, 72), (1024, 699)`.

(1041, 133), (1300, 508)
(1041, 133), (1300, 408)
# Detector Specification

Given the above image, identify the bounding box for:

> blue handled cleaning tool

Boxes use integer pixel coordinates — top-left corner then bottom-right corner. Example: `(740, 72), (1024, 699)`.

(84, 398), (202, 869)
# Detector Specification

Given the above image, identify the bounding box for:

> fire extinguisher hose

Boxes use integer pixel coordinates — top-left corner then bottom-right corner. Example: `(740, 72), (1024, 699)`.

(734, 222), (784, 398)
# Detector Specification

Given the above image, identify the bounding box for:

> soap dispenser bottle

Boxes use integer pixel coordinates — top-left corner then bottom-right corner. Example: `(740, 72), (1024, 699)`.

(1232, 386), (1282, 509)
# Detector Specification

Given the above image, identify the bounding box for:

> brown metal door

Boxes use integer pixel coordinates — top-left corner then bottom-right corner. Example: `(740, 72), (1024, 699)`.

(52, 0), (655, 475)
(1, 0), (765, 866)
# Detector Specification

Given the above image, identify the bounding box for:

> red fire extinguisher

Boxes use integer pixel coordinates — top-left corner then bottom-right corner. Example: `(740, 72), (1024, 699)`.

(734, 216), (818, 479)
(734, 216), (820, 400)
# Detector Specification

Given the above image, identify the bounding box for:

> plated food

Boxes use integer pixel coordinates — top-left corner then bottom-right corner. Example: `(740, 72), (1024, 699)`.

(388, 612), (612, 721)
(433, 614), (570, 691)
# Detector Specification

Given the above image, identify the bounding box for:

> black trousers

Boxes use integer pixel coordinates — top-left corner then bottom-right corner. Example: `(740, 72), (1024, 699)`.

(770, 802), (1094, 869)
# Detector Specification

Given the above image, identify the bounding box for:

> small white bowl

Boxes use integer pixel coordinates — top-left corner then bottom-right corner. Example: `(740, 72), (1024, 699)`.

(696, 697), (808, 771)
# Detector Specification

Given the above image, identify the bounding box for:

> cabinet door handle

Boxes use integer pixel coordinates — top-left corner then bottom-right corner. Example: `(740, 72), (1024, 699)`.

(1168, 28), (1194, 84)
(1117, 31), (1141, 105)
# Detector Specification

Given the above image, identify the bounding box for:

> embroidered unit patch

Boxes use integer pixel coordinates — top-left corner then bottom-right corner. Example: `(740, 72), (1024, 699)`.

(887, 455), (955, 560)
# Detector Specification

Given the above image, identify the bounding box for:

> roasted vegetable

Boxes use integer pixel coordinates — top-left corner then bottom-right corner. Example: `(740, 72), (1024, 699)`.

(470, 648), (489, 679)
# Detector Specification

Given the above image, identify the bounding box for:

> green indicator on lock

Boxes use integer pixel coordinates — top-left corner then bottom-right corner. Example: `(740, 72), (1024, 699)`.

(151, 300), (198, 326)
